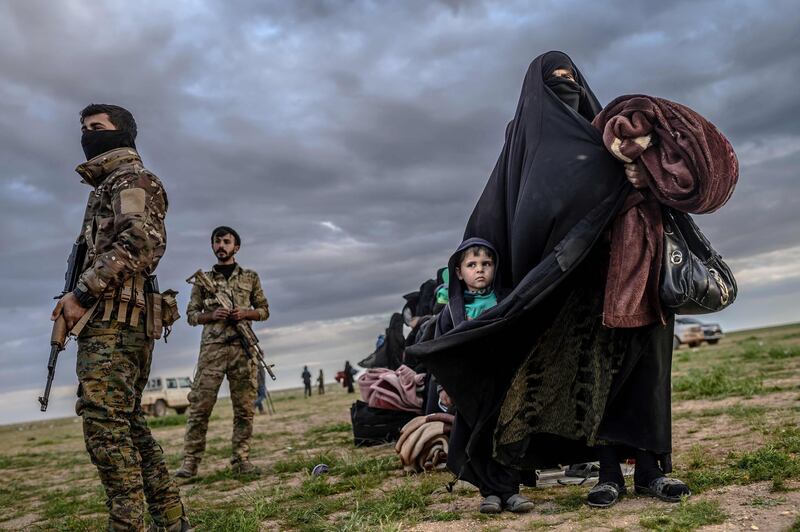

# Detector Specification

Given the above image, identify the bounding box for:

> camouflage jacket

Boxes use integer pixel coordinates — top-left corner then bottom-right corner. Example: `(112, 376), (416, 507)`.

(186, 265), (270, 345)
(74, 148), (167, 299)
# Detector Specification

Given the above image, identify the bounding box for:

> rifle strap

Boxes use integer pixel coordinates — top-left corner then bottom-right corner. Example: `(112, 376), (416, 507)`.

(70, 300), (100, 337)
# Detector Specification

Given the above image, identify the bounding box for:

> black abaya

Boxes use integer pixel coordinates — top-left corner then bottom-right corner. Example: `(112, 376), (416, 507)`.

(407, 51), (674, 474)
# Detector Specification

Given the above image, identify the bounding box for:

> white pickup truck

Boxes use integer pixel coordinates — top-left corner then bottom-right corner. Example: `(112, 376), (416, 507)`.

(142, 376), (192, 417)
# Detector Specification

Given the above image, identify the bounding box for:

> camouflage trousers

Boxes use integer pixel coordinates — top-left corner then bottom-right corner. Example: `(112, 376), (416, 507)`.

(76, 320), (184, 531)
(183, 343), (257, 463)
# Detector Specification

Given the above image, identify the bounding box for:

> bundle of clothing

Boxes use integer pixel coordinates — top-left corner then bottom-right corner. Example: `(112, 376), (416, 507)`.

(358, 364), (426, 413)
(594, 95), (739, 327)
(395, 413), (454, 473)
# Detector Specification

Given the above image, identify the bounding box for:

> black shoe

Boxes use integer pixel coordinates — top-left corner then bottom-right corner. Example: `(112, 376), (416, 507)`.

(587, 481), (626, 508)
(634, 476), (690, 503)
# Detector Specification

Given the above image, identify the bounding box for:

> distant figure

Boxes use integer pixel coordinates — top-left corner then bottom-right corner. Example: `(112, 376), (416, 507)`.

(343, 361), (357, 394)
(302, 366), (312, 398)
(255, 365), (267, 414)
(317, 369), (325, 395)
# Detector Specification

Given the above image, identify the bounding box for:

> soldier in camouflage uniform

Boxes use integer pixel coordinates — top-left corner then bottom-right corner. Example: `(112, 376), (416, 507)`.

(51, 104), (189, 531)
(176, 226), (270, 478)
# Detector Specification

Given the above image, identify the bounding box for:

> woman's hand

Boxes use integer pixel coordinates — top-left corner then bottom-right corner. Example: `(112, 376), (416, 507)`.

(624, 163), (648, 189)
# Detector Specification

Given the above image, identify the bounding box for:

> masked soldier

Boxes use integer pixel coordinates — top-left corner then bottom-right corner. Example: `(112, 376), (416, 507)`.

(50, 104), (189, 531)
(176, 226), (270, 478)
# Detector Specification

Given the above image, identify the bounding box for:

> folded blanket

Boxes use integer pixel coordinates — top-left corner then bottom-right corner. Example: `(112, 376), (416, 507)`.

(395, 413), (455, 473)
(592, 95), (738, 327)
(358, 365), (426, 413)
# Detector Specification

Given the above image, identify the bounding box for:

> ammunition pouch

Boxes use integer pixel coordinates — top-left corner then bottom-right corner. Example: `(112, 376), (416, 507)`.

(146, 288), (180, 341)
(145, 292), (162, 339)
(97, 276), (145, 326)
(90, 274), (179, 341)
(161, 289), (180, 327)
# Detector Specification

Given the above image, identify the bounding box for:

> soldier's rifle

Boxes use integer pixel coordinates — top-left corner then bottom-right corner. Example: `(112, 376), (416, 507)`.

(39, 241), (86, 411)
(186, 270), (277, 381)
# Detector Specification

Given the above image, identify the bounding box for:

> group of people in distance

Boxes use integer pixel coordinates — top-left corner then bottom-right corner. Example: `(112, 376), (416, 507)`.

(300, 365), (326, 397)
(403, 51), (706, 514)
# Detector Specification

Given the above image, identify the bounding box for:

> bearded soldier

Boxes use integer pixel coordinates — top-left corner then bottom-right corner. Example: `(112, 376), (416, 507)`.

(176, 226), (270, 478)
(50, 104), (189, 531)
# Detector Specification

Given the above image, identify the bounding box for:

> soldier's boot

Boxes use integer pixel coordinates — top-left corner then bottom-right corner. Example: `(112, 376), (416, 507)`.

(147, 503), (192, 532)
(175, 457), (199, 478)
(231, 458), (262, 476)
(147, 516), (193, 532)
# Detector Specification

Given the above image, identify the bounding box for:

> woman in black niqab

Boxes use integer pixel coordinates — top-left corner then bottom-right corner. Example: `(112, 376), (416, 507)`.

(462, 51), (613, 292)
(409, 51), (689, 510)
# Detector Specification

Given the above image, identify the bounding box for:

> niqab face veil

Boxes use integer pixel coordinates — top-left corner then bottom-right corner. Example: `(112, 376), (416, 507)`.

(540, 51), (599, 118)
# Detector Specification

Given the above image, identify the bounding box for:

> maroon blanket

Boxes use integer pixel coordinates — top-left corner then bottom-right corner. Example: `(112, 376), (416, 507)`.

(592, 95), (738, 328)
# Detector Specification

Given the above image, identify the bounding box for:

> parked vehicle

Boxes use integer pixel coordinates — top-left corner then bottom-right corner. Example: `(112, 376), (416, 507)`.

(142, 376), (192, 417)
(673, 319), (705, 350)
(676, 317), (724, 345)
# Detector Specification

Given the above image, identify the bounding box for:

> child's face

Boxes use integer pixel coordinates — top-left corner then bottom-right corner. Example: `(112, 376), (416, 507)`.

(456, 249), (495, 292)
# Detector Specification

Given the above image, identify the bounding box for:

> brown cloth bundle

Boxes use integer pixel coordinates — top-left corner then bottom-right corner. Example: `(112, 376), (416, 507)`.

(592, 95), (739, 328)
(395, 413), (454, 473)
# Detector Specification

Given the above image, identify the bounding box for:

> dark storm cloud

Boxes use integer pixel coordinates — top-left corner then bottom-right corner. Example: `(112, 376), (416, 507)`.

(1, 0), (799, 421)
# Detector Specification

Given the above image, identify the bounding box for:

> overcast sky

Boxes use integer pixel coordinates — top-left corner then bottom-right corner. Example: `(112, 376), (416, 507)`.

(1, 0), (798, 424)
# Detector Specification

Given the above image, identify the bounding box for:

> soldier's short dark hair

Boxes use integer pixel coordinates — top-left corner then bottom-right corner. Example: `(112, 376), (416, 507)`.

(79, 104), (137, 140)
(458, 245), (495, 265)
(211, 226), (241, 246)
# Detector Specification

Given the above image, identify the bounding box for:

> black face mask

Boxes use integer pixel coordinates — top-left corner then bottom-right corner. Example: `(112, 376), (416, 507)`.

(81, 130), (136, 160)
(545, 77), (583, 112)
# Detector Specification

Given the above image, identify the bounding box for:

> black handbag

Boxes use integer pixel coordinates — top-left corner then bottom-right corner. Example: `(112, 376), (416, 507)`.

(660, 207), (737, 314)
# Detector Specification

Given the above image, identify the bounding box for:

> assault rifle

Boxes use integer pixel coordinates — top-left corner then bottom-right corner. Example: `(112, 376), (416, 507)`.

(39, 241), (86, 411)
(186, 270), (276, 380)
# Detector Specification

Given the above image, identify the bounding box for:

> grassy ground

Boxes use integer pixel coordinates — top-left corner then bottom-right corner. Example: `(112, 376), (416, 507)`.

(2, 323), (800, 531)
